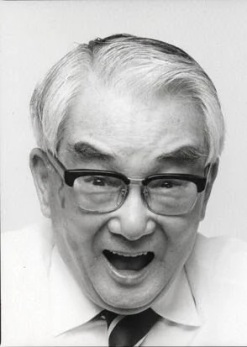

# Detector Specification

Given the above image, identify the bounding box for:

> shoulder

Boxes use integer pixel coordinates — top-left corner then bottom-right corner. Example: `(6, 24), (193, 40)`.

(186, 233), (247, 344)
(2, 221), (54, 268)
(3, 224), (42, 258)
(2, 222), (54, 290)
(187, 233), (247, 305)
(2, 223), (54, 345)
(188, 233), (247, 279)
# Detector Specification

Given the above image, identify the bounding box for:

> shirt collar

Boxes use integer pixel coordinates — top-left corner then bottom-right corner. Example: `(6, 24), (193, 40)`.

(152, 267), (201, 327)
(49, 246), (201, 336)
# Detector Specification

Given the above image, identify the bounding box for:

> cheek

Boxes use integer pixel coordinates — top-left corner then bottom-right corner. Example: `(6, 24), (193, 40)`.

(50, 198), (104, 285)
(157, 209), (201, 263)
(159, 212), (200, 240)
(49, 184), (81, 226)
(50, 185), (107, 252)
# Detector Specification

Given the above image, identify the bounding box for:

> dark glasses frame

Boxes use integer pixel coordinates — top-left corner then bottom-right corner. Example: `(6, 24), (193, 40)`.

(46, 150), (207, 192)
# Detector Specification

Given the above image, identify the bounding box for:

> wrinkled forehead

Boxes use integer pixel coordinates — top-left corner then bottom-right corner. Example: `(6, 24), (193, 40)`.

(59, 84), (207, 172)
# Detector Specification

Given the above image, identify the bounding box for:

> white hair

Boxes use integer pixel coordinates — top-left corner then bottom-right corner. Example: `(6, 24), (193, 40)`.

(30, 34), (225, 163)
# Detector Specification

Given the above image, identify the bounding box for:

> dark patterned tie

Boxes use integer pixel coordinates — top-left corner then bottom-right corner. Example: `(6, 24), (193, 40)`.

(101, 308), (160, 347)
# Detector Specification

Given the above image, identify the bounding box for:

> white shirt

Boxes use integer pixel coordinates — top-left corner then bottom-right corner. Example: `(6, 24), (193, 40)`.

(2, 221), (247, 346)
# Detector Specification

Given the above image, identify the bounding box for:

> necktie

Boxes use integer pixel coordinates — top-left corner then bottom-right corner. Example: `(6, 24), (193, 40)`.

(101, 308), (160, 347)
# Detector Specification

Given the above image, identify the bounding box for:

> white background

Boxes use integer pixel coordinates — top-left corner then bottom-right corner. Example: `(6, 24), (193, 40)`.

(1, 0), (247, 241)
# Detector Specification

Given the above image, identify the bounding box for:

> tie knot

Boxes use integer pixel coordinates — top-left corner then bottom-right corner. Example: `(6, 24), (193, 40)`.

(101, 308), (160, 347)
(100, 309), (118, 326)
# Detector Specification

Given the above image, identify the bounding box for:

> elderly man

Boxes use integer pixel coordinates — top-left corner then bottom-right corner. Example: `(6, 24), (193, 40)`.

(2, 34), (247, 346)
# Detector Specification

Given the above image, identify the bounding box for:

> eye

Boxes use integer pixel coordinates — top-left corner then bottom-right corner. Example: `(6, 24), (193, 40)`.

(85, 176), (108, 186)
(84, 175), (122, 188)
(149, 178), (184, 190)
(94, 177), (105, 186)
(160, 180), (174, 189)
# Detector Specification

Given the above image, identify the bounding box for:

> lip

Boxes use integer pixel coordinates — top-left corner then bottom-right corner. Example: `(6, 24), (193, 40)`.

(103, 250), (155, 286)
(106, 250), (150, 257)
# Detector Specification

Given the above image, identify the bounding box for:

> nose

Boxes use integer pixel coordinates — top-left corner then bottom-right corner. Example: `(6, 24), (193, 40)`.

(107, 186), (156, 241)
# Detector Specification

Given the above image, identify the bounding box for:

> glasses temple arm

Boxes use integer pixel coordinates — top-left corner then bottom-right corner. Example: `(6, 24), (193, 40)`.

(46, 151), (66, 179)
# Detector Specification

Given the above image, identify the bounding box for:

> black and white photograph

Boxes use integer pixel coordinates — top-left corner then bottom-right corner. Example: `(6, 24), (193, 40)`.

(1, 1), (247, 346)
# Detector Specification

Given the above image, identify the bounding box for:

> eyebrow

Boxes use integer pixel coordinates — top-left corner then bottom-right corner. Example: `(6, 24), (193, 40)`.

(68, 142), (206, 167)
(68, 142), (115, 162)
(156, 146), (207, 164)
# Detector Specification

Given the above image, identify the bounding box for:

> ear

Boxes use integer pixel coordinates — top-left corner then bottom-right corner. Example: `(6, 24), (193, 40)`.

(200, 159), (219, 220)
(29, 148), (52, 218)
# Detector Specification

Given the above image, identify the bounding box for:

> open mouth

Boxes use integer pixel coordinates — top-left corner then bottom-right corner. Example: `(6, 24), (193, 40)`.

(103, 250), (154, 271)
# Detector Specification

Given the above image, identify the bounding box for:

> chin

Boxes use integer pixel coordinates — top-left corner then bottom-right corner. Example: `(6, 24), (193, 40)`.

(96, 284), (161, 314)
(105, 299), (154, 315)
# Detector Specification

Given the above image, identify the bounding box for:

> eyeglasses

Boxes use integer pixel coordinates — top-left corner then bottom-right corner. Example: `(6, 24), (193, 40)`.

(46, 151), (208, 216)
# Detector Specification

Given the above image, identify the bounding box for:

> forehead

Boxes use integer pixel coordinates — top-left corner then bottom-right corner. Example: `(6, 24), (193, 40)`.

(61, 85), (206, 171)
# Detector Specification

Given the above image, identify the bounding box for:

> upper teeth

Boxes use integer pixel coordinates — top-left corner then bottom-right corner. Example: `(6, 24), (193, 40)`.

(111, 251), (148, 257)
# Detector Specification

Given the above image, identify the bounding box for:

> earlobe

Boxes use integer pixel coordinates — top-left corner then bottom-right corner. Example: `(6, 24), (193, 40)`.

(200, 159), (219, 221)
(29, 148), (52, 218)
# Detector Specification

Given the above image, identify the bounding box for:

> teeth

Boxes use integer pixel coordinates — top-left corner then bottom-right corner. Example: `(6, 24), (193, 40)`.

(111, 251), (148, 257)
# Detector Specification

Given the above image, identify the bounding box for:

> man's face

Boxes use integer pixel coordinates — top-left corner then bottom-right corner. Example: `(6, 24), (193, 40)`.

(45, 85), (210, 314)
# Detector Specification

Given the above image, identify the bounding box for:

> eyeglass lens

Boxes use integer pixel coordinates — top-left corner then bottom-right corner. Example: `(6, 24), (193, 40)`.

(72, 174), (199, 215)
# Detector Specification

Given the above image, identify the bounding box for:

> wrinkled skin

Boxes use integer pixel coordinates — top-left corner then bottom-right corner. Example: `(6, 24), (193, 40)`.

(30, 86), (217, 315)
